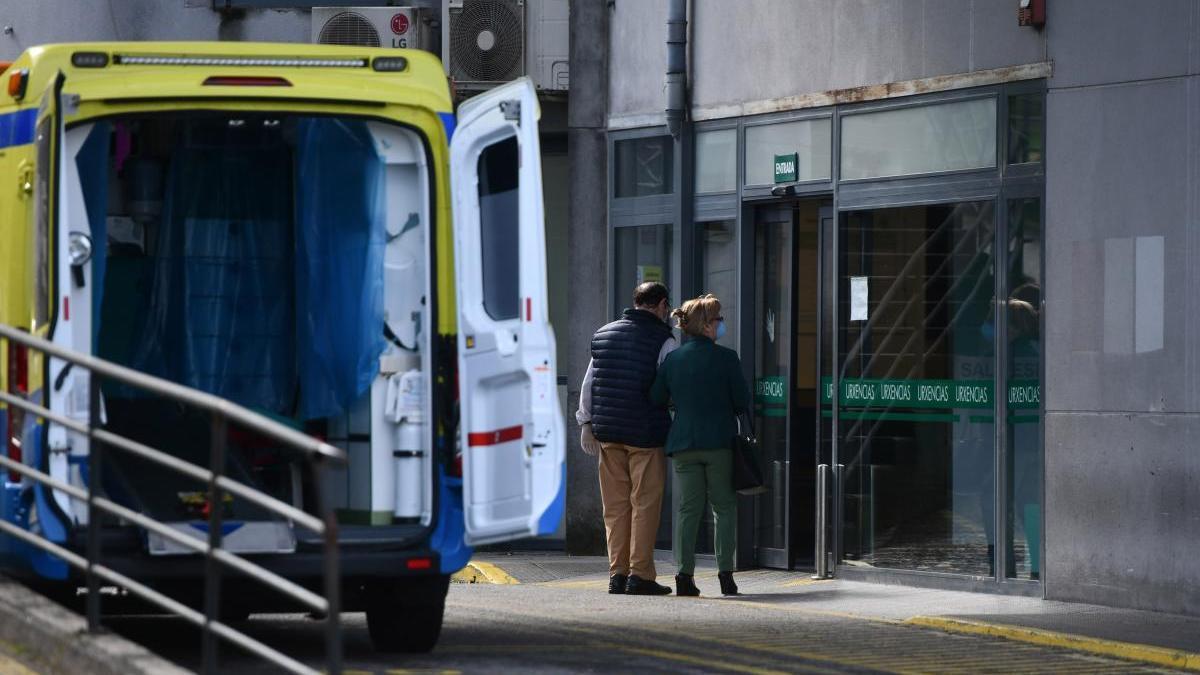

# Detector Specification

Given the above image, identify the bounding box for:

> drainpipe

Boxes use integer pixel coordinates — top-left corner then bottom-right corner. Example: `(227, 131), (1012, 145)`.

(665, 0), (687, 139)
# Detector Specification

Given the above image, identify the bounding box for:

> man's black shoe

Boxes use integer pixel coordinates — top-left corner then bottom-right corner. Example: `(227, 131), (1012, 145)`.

(609, 574), (629, 594)
(675, 574), (700, 597)
(625, 575), (672, 595)
(718, 571), (739, 596)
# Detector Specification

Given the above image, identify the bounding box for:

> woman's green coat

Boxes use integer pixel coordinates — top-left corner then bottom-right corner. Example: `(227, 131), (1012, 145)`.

(650, 335), (751, 455)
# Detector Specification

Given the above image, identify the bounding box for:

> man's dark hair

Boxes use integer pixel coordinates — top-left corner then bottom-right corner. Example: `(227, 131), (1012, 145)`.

(633, 282), (669, 308)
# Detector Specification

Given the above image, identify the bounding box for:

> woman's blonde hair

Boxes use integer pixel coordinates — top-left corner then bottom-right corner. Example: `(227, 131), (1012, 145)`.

(672, 294), (722, 338)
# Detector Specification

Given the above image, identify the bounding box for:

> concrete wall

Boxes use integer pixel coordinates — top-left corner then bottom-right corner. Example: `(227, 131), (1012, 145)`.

(565, 0), (609, 555)
(608, 0), (1047, 126)
(0, 1), (310, 59)
(1043, 0), (1200, 616)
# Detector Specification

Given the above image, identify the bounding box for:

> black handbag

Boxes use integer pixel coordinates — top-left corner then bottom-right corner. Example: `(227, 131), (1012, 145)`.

(731, 413), (767, 495)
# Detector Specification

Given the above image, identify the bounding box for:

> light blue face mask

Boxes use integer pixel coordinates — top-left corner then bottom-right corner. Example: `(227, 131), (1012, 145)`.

(715, 319), (727, 340)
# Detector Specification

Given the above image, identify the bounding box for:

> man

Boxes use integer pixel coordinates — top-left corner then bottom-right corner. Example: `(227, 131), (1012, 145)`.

(577, 282), (676, 596)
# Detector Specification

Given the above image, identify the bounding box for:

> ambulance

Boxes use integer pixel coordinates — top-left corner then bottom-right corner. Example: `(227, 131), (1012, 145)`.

(0, 42), (564, 653)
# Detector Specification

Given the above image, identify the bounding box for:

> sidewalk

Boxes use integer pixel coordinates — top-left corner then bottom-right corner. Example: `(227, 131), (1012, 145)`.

(463, 552), (1200, 671)
(0, 575), (189, 675)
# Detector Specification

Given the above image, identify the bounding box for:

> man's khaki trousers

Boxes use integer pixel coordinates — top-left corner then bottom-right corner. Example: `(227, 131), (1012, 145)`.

(598, 442), (666, 580)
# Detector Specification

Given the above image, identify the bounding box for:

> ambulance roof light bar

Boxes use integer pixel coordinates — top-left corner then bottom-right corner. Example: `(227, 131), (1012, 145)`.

(113, 55), (369, 68)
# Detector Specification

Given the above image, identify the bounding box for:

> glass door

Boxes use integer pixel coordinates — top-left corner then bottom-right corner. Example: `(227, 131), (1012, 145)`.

(752, 204), (794, 568)
(836, 201), (997, 576)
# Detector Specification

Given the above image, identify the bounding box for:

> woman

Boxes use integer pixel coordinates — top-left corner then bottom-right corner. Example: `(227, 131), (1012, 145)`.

(650, 294), (750, 596)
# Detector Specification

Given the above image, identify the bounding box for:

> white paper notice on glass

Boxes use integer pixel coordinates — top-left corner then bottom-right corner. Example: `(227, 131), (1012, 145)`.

(850, 276), (869, 321)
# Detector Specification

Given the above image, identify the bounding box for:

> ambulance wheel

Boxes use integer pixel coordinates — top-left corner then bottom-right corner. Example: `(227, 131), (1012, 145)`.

(365, 585), (446, 653)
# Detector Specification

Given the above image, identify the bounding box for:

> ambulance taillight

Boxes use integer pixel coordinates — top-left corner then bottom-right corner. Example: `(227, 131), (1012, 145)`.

(5, 341), (27, 482)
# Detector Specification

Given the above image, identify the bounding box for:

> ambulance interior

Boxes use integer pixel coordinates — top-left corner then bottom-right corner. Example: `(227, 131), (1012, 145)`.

(66, 113), (436, 551)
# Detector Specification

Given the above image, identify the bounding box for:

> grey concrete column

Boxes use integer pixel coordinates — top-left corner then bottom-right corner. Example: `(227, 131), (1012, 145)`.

(565, 0), (609, 555)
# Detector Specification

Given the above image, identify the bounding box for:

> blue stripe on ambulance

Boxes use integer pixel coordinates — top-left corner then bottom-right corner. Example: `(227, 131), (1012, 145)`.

(0, 108), (37, 149)
(438, 112), (456, 143)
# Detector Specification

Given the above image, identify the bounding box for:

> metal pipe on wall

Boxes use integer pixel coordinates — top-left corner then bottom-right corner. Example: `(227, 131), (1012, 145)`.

(665, 0), (687, 139)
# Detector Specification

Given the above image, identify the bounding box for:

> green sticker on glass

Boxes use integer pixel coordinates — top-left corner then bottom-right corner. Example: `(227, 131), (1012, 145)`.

(754, 376), (787, 404)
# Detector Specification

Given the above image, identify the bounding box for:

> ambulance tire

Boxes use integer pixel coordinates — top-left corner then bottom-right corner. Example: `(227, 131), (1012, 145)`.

(365, 581), (446, 653)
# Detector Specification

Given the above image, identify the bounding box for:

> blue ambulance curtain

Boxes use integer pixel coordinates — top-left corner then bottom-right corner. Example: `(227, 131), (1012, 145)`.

(294, 118), (387, 420)
(133, 121), (295, 413)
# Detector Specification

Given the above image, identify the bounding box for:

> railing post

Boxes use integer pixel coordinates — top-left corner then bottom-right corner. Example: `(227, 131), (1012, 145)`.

(86, 367), (102, 633)
(316, 463), (342, 675)
(835, 463), (845, 568)
(202, 413), (227, 675)
(813, 463), (828, 579)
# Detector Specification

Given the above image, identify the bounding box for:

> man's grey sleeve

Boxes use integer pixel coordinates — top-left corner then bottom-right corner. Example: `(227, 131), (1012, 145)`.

(657, 334), (679, 366)
(575, 358), (595, 425)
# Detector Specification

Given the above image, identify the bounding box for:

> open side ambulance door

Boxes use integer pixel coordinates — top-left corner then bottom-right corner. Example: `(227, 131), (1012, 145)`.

(451, 78), (565, 546)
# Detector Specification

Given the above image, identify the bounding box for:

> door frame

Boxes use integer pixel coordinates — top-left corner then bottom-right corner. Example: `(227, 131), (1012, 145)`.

(742, 196), (832, 570)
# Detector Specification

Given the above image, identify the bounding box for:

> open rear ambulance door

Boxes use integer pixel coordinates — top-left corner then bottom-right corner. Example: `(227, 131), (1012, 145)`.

(31, 72), (79, 525)
(451, 78), (565, 546)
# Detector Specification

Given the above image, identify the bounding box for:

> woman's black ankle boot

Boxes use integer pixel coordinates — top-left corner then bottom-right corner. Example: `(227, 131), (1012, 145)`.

(718, 571), (739, 596)
(675, 574), (700, 597)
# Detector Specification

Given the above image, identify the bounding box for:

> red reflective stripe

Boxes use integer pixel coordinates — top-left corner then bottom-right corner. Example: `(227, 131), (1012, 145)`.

(526, 297), (532, 322)
(467, 425), (523, 447)
(63, 297), (69, 321)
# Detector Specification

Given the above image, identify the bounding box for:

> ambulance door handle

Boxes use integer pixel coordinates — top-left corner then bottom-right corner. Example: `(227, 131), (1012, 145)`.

(18, 166), (32, 197)
(495, 327), (518, 357)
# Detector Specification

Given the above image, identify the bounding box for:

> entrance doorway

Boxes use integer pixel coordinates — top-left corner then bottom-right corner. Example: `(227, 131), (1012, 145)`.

(749, 198), (831, 569)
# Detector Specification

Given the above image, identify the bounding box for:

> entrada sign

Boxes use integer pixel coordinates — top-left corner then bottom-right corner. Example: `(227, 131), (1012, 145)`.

(773, 153), (798, 183)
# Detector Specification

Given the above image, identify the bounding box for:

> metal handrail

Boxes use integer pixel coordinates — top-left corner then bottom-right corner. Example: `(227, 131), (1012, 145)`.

(0, 324), (345, 675)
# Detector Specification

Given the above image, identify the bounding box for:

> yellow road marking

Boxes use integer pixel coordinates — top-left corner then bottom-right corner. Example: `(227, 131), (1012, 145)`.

(543, 579), (607, 589)
(781, 578), (832, 588)
(905, 615), (1200, 672)
(716, 596), (904, 624)
(446, 599), (875, 674)
(0, 655), (38, 675)
(617, 645), (791, 675)
(450, 560), (519, 585)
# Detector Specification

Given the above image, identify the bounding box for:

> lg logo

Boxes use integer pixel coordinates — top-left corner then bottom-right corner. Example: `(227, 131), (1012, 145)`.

(390, 13), (410, 35)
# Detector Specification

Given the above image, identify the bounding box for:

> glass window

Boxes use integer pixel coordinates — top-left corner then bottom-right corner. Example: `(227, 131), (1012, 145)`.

(478, 135), (520, 321)
(614, 136), (673, 198)
(33, 115), (52, 330)
(837, 201), (997, 576)
(1006, 198), (1042, 580)
(841, 98), (997, 180)
(1007, 93), (1044, 165)
(697, 220), (737, 348)
(695, 128), (736, 193)
(745, 118), (832, 185)
(613, 224), (673, 318)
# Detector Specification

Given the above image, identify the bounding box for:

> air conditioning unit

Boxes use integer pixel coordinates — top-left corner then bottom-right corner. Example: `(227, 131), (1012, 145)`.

(312, 7), (434, 51)
(443, 0), (568, 94)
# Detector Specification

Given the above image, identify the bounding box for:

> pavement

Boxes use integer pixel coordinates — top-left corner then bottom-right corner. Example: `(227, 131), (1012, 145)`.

(0, 575), (189, 675)
(8, 553), (1199, 673)
(454, 552), (1200, 672)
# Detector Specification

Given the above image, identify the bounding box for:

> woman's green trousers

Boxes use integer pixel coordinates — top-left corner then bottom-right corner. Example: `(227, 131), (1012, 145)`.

(672, 448), (736, 575)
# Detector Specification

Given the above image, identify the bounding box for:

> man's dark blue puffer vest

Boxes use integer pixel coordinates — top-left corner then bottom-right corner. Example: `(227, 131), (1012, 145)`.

(590, 308), (673, 448)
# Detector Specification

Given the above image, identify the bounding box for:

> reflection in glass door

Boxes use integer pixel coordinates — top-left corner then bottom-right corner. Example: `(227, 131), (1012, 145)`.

(753, 205), (793, 568)
(837, 202), (997, 576)
(1005, 197), (1042, 580)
